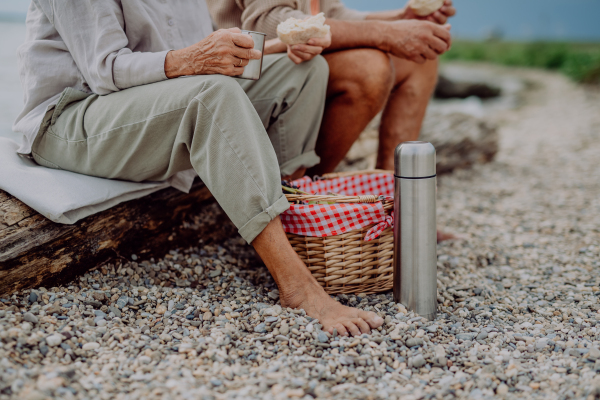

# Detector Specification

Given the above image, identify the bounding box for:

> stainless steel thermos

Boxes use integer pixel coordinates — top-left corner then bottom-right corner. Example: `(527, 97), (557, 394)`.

(393, 141), (438, 320)
(239, 30), (266, 80)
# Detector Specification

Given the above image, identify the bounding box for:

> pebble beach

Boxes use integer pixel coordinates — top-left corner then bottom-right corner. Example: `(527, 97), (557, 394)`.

(1, 64), (600, 400)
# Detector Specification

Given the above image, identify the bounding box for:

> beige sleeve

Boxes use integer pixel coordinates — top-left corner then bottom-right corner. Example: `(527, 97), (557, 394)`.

(323, 0), (368, 21)
(238, 0), (310, 40)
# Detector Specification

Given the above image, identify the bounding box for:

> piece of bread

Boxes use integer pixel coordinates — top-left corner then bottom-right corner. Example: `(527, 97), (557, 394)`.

(277, 12), (330, 45)
(408, 0), (444, 16)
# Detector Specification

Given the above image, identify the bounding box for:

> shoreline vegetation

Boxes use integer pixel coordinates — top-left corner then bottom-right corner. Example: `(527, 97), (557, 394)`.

(442, 40), (600, 84)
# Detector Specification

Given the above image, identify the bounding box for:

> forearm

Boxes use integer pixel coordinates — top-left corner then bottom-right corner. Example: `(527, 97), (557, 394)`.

(264, 39), (287, 55)
(325, 19), (391, 53)
(365, 9), (407, 21)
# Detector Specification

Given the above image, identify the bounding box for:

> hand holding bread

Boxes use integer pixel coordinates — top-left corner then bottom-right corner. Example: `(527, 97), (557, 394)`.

(277, 13), (331, 45)
(276, 13), (332, 64)
(405, 0), (456, 25)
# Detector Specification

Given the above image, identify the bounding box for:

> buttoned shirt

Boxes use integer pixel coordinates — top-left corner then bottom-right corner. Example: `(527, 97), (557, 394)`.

(14, 0), (214, 154)
(207, 0), (367, 41)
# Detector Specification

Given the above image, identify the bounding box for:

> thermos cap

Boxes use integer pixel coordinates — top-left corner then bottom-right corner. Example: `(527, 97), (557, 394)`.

(394, 141), (436, 178)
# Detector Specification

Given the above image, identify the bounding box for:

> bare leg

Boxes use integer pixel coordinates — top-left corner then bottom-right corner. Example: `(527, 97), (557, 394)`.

(376, 57), (439, 170)
(252, 217), (384, 336)
(306, 49), (394, 176)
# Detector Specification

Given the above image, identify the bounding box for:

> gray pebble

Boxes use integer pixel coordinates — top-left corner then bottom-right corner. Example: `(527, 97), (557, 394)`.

(411, 354), (426, 368)
(23, 312), (38, 324)
(254, 323), (266, 333)
(317, 332), (329, 343)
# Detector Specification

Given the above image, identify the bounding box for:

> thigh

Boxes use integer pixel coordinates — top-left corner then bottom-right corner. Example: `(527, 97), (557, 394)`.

(32, 76), (225, 181)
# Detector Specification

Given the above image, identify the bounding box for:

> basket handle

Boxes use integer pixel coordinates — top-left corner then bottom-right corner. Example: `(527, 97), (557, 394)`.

(285, 194), (381, 204)
(316, 169), (392, 180)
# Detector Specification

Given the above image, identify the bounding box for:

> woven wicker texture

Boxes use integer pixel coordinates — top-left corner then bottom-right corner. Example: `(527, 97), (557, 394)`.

(285, 171), (394, 295)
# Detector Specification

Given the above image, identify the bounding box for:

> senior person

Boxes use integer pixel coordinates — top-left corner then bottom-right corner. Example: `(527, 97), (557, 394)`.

(14, 0), (383, 337)
(208, 0), (456, 175)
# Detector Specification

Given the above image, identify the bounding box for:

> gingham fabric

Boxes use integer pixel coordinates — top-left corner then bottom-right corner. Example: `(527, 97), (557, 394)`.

(281, 173), (395, 240)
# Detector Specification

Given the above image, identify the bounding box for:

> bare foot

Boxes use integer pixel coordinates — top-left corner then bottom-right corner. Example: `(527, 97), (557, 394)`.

(280, 280), (384, 337)
(251, 217), (384, 337)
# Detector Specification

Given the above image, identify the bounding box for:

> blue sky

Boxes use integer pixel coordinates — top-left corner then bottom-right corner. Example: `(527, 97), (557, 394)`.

(2, 0), (599, 41)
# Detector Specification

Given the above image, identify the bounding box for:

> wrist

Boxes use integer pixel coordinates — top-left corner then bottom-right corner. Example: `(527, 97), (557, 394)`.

(165, 49), (189, 79)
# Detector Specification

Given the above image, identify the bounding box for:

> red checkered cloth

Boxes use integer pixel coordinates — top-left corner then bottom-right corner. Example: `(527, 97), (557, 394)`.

(281, 173), (395, 241)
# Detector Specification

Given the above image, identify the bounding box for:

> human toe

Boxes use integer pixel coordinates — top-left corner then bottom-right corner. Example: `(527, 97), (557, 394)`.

(359, 310), (384, 328)
(331, 323), (349, 337)
(342, 321), (361, 336)
(352, 318), (371, 334)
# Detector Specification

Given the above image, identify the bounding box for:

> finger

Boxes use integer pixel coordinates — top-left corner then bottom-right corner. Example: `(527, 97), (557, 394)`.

(287, 47), (304, 64)
(358, 310), (384, 329)
(291, 44), (323, 56)
(331, 323), (349, 337)
(431, 11), (448, 24)
(232, 57), (250, 67)
(429, 36), (450, 54)
(422, 47), (439, 60)
(342, 321), (361, 337)
(431, 24), (452, 45)
(230, 45), (262, 60)
(307, 37), (330, 47)
(352, 318), (371, 334)
(291, 51), (314, 62)
(441, 5), (456, 17)
(230, 32), (255, 49)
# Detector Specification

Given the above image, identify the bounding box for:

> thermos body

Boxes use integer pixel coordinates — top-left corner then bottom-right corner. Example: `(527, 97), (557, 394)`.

(393, 142), (438, 321)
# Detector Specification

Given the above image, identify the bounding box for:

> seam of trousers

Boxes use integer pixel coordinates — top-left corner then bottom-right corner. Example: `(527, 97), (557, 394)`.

(42, 105), (190, 143)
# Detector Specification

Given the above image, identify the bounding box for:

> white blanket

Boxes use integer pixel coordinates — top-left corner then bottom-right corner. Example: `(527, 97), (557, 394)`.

(0, 138), (196, 224)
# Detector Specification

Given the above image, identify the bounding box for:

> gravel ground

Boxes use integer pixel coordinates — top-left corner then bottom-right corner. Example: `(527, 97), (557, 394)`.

(1, 65), (600, 400)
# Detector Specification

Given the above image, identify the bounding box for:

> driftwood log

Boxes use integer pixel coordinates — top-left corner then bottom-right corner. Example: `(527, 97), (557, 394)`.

(0, 181), (235, 296)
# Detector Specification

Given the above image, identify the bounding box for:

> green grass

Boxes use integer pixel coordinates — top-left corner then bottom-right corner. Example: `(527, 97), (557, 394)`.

(441, 41), (600, 84)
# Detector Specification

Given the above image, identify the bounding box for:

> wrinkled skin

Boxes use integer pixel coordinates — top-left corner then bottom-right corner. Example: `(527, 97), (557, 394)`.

(165, 28), (262, 78)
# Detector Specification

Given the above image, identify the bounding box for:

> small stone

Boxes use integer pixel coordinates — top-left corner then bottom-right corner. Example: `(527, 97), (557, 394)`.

(28, 292), (38, 303)
(476, 331), (488, 341)
(589, 347), (600, 360)
(116, 296), (128, 309)
(210, 378), (222, 387)
(156, 305), (167, 314)
(46, 334), (63, 347)
(268, 291), (279, 300)
(39, 345), (49, 356)
(456, 333), (474, 341)
(203, 311), (212, 320)
(82, 342), (100, 351)
(280, 324), (290, 335)
(339, 356), (354, 365)
(426, 325), (438, 333)
(411, 354), (426, 368)
(23, 312), (38, 324)
(92, 292), (106, 302)
(496, 384), (509, 395)
(406, 338), (424, 347)
(254, 323), (267, 333)
(265, 316), (278, 323)
(317, 332), (329, 343)
(168, 300), (175, 311)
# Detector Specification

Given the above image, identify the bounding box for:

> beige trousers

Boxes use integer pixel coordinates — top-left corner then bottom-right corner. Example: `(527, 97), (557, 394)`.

(32, 54), (328, 243)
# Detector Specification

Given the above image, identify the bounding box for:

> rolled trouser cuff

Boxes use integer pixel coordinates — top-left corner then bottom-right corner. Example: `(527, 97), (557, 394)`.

(238, 195), (290, 244)
(279, 150), (320, 177)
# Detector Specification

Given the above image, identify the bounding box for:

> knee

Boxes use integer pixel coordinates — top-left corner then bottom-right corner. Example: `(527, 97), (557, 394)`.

(333, 49), (394, 108)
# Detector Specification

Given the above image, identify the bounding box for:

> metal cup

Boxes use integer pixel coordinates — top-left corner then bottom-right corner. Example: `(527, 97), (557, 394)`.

(239, 30), (266, 81)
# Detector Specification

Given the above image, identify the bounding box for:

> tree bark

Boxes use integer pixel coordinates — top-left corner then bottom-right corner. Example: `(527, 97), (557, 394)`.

(0, 181), (235, 296)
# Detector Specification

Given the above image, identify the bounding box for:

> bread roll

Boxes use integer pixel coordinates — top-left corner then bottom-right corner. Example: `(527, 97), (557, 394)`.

(277, 12), (331, 45)
(408, 0), (444, 17)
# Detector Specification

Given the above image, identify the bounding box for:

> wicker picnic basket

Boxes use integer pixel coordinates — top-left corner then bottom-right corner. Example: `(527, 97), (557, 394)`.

(284, 170), (394, 295)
